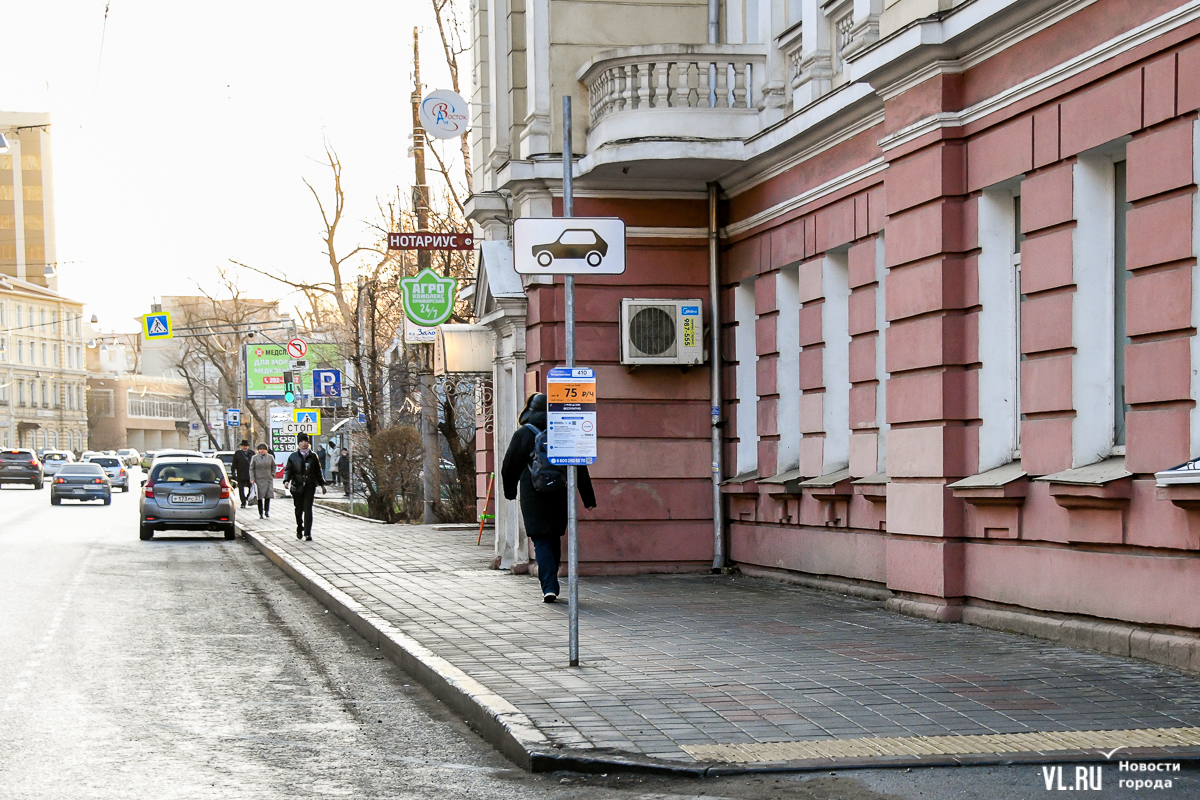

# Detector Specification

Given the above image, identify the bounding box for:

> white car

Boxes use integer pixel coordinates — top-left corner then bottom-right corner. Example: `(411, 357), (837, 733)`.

(40, 450), (76, 477)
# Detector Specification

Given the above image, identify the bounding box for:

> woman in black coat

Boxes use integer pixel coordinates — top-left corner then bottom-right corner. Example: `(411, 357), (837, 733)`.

(501, 393), (596, 602)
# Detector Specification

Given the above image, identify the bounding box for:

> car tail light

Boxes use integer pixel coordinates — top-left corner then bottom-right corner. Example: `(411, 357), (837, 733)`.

(93, 478), (104, 484)
(55, 477), (65, 484)
(219, 478), (231, 499)
(144, 477), (155, 498)
(29, 460), (37, 467)
(120, 468), (126, 476)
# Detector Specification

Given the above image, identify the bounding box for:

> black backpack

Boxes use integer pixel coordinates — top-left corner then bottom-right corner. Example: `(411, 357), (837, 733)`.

(525, 423), (566, 492)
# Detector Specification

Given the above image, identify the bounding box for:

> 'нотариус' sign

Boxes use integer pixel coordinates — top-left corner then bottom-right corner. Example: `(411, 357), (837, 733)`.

(388, 232), (474, 251)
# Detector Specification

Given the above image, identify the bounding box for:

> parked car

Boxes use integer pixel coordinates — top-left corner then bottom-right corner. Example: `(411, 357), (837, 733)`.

(117, 448), (141, 467)
(139, 457), (236, 540)
(0, 448), (43, 489)
(84, 455), (129, 491)
(141, 451), (157, 469)
(41, 450), (76, 478)
(80, 450), (101, 461)
(50, 462), (111, 505)
(215, 451), (236, 479)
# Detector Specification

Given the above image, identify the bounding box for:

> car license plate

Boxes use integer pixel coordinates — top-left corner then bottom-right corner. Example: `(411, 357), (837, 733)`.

(74, 488), (86, 494)
(170, 494), (204, 504)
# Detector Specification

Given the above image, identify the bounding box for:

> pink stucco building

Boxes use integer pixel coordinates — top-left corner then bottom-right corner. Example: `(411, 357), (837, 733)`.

(469, 0), (1200, 669)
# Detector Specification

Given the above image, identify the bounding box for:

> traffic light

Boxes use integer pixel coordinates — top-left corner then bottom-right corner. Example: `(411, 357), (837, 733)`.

(283, 370), (296, 403)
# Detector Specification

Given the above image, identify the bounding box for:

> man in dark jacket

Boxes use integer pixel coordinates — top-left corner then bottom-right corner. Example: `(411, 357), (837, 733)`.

(501, 393), (596, 603)
(337, 449), (350, 496)
(231, 439), (253, 508)
(284, 433), (327, 541)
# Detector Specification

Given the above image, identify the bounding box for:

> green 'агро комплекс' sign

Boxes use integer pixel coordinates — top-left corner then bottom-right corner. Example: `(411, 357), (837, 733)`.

(400, 268), (457, 327)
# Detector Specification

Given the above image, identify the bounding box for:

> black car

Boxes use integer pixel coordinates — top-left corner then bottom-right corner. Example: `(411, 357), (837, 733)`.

(51, 463), (112, 505)
(0, 449), (44, 489)
(532, 229), (608, 267)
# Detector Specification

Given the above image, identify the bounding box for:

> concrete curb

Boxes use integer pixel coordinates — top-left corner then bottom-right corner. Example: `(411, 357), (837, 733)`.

(237, 521), (1200, 777)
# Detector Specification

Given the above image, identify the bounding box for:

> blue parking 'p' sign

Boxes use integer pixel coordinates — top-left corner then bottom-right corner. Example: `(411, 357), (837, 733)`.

(312, 369), (342, 398)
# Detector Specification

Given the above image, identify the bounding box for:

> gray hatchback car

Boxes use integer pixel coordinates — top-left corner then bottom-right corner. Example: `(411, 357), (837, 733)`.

(139, 457), (236, 540)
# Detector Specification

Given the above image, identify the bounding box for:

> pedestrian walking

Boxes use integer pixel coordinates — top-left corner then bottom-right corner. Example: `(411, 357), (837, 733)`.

(501, 392), (596, 603)
(231, 439), (253, 509)
(249, 442), (276, 519)
(284, 433), (327, 541)
(338, 448), (350, 497)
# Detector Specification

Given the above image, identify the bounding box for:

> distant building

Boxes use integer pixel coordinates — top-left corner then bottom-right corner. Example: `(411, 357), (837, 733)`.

(0, 275), (89, 451)
(0, 112), (57, 290)
(86, 372), (191, 453)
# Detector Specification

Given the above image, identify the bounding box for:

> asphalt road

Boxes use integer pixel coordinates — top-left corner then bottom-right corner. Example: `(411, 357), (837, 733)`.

(0, 475), (1186, 799)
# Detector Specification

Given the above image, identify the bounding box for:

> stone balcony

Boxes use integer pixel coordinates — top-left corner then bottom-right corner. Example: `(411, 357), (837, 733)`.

(576, 44), (768, 187)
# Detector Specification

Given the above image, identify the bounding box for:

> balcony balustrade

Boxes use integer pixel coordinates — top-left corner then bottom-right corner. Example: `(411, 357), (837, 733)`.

(577, 44), (768, 183)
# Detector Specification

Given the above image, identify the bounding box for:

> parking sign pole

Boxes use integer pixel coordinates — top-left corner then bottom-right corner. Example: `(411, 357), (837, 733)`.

(563, 95), (580, 668)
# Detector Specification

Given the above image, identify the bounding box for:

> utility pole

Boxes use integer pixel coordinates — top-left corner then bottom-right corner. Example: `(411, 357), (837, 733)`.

(412, 26), (440, 524)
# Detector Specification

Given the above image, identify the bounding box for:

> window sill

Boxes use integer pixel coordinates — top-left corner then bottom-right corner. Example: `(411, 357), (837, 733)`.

(798, 468), (853, 500)
(1035, 457), (1132, 510)
(852, 473), (889, 503)
(948, 460), (1028, 506)
(758, 467), (808, 495)
(720, 470), (759, 494)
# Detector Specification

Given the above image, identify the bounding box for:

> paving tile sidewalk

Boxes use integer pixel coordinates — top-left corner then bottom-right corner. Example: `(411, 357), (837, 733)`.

(240, 509), (1200, 768)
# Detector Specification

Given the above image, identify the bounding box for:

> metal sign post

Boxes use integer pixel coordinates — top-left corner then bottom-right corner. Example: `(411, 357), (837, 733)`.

(562, 95), (580, 668)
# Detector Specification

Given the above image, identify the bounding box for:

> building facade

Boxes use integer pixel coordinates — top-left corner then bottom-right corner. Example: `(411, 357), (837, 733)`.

(1, 111), (57, 290)
(468, 0), (1200, 656)
(0, 276), (89, 451)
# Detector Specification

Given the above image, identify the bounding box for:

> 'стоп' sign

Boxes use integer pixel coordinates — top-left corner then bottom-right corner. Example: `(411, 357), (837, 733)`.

(547, 367), (597, 466)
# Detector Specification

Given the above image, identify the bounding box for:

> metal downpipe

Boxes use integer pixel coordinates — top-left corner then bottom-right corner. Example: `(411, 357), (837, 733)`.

(708, 182), (724, 571)
(708, 0), (718, 44)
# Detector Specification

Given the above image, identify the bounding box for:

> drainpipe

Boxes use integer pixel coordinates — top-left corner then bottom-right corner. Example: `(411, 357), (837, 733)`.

(708, 182), (724, 571)
(708, 0), (718, 44)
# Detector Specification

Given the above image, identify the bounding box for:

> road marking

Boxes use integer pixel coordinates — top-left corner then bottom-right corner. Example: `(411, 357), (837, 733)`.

(683, 727), (1200, 763)
(1, 549), (94, 716)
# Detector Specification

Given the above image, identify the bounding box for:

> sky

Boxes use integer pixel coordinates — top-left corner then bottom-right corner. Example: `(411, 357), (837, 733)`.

(4, 0), (467, 333)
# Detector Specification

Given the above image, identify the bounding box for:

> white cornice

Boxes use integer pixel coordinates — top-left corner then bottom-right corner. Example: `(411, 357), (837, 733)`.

(724, 157), (887, 238)
(877, 0), (1200, 152)
(628, 227), (708, 239)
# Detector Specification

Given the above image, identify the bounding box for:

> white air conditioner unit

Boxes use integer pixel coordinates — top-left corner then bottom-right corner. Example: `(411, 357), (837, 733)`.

(619, 298), (704, 366)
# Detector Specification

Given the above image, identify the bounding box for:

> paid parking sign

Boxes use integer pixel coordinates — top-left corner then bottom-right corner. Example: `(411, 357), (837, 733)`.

(312, 369), (341, 398)
(225, 408), (241, 427)
(141, 312), (172, 340)
(546, 367), (596, 466)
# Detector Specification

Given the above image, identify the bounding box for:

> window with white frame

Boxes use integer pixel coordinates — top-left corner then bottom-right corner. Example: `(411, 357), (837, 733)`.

(17, 379), (25, 405)
(40, 342), (47, 365)
(777, 266), (801, 473)
(0, 338), (5, 361)
(1113, 159), (1131, 448)
(734, 279), (759, 475)
(28, 341), (34, 364)
(978, 179), (1023, 471)
(822, 250), (851, 473)
(873, 235), (889, 474)
(17, 339), (23, 363)
(1072, 146), (1124, 466)
(53, 343), (59, 366)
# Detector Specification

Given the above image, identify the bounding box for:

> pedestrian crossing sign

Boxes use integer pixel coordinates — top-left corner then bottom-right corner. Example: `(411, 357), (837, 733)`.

(141, 312), (172, 340)
(292, 408), (321, 434)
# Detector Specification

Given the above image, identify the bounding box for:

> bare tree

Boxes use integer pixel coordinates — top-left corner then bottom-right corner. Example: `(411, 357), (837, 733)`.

(429, 0), (473, 192)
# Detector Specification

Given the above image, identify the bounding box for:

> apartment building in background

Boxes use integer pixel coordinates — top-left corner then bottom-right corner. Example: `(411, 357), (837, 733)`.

(85, 332), (191, 452)
(468, 0), (1200, 667)
(0, 276), (89, 451)
(1, 111), (57, 290)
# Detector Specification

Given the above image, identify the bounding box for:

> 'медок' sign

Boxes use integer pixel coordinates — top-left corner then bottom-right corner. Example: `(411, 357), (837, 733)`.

(388, 232), (474, 250)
